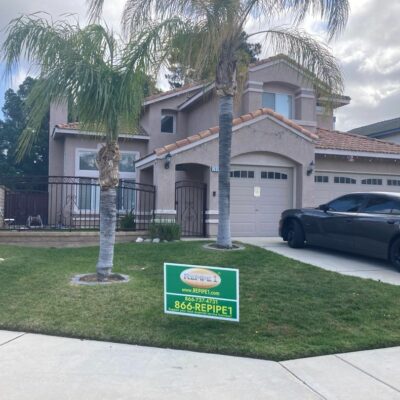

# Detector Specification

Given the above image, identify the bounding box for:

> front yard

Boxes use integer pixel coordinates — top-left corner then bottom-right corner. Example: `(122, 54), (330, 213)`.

(0, 241), (399, 361)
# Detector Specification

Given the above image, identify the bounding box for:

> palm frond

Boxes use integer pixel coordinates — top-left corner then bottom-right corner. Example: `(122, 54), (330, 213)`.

(2, 14), (151, 160)
(245, 0), (349, 39)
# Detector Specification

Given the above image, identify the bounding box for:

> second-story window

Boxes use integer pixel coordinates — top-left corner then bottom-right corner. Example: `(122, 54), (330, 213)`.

(262, 92), (293, 119)
(161, 111), (176, 133)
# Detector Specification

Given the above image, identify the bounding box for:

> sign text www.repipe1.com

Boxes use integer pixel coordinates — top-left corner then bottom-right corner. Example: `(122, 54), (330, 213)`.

(164, 263), (239, 322)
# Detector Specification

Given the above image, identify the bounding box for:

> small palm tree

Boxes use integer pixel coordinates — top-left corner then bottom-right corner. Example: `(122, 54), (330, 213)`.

(2, 15), (156, 278)
(90, 0), (350, 248)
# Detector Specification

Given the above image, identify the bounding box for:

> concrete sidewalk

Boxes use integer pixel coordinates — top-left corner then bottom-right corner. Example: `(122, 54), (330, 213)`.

(1, 331), (400, 399)
(236, 237), (400, 286)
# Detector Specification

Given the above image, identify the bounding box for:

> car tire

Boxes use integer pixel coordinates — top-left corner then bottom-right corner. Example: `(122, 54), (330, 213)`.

(389, 238), (400, 271)
(287, 220), (305, 249)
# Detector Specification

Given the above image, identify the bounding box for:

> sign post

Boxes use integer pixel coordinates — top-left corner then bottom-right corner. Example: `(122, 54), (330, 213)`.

(164, 263), (239, 322)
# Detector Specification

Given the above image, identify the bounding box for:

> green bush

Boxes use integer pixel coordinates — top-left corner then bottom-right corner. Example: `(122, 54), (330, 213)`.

(119, 212), (136, 231)
(149, 222), (181, 241)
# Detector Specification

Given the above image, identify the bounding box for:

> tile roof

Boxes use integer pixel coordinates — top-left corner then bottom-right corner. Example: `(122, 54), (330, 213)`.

(151, 111), (400, 159)
(55, 122), (149, 136)
(316, 128), (400, 155)
(153, 108), (318, 156)
(350, 117), (400, 137)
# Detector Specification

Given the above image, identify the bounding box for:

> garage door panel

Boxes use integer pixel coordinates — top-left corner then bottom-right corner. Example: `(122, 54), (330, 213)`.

(230, 165), (293, 237)
(314, 172), (400, 206)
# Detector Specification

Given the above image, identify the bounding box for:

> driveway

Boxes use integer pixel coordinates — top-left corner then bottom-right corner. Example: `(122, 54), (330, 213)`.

(236, 237), (400, 286)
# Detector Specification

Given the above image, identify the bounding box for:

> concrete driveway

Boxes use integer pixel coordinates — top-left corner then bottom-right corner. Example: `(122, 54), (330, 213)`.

(236, 237), (400, 286)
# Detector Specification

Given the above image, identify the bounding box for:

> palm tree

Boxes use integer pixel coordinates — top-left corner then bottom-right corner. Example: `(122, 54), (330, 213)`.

(90, 0), (349, 248)
(2, 15), (157, 278)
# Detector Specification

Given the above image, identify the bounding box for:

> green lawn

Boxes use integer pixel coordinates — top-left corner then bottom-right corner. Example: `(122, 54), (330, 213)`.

(0, 241), (399, 361)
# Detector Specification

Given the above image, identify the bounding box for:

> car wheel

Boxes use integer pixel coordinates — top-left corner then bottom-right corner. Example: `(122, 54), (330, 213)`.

(287, 220), (305, 249)
(389, 238), (400, 271)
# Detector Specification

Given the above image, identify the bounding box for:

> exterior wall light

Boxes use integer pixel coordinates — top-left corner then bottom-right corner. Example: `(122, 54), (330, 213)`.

(307, 161), (315, 176)
(164, 153), (172, 169)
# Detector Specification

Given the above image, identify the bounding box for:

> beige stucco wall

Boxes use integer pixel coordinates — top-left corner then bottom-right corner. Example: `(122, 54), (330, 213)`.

(62, 136), (148, 177)
(142, 90), (203, 151)
(141, 116), (316, 233)
(376, 133), (400, 144)
(49, 101), (67, 176)
(316, 155), (400, 175)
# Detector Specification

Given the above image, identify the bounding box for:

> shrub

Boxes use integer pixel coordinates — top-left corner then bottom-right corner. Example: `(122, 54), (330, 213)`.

(119, 212), (136, 231)
(149, 222), (181, 241)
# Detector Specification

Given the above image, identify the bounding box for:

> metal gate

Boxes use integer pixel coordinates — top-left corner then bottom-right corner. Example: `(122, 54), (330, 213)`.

(5, 190), (49, 226)
(175, 181), (207, 237)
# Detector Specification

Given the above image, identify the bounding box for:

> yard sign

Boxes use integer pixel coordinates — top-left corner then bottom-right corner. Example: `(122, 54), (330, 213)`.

(164, 263), (239, 322)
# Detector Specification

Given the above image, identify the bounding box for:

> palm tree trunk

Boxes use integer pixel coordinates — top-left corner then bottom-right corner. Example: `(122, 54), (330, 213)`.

(96, 141), (120, 279)
(217, 94), (233, 248)
(97, 187), (117, 278)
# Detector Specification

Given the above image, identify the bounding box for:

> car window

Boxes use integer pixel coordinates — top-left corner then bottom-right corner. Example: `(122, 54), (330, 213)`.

(392, 201), (400, 215)
(362, 197), (399, 214)
(327, 195), (364, 212)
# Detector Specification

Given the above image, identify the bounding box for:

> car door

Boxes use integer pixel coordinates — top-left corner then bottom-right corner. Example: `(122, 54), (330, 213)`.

(312, 194), (367, 252)
(353, 195), (400, 259)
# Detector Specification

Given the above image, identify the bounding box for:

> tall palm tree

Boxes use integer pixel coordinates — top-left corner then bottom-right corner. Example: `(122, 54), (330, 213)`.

(2, 15), (157, 278)
(90, 0), (349, 248)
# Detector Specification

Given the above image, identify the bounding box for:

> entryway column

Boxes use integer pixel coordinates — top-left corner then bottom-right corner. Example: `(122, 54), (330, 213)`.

(153, 159), (177, 222)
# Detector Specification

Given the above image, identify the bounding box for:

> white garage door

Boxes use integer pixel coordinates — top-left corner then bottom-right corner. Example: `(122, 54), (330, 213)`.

(314, 172), (400, 206)
(230, 166), (294, 237)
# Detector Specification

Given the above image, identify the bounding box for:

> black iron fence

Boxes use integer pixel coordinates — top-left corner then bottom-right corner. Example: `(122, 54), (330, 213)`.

(0, 176), (156, 231)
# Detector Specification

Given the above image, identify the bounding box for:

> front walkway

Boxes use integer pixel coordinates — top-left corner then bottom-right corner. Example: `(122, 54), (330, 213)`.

(236, 237), (400, 286)
(1, 331), (400, 399)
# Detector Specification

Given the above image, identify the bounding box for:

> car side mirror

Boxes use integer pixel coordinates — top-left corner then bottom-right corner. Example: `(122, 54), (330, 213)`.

(319, 204), (330, 212)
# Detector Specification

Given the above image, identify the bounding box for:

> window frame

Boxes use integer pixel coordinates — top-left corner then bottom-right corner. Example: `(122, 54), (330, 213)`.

(161, 111), (176, 134)
(262, 91), (293, 119)
(75, 148), (138, 212)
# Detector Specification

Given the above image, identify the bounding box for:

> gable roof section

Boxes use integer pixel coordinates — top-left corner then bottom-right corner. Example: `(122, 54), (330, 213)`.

(350, 117), (400, 138)
(136, 111), (400, 167)
(250, 54), (351, 106)
(316, 128), (400, 155)
(54, 122), (149, 138)
(143, 83), (205, 106)
(151, 108), (318, 157)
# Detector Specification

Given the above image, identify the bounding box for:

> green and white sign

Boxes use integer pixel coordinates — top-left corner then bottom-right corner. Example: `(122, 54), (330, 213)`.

(164, 263), (239, 322)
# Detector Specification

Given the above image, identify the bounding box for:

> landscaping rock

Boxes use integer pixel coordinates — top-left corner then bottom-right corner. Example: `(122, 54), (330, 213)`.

(136, 237), (144, 243)
(144, 239), (152, 243)
(0, 258), (4, 262)
(153, 238), (160, 243)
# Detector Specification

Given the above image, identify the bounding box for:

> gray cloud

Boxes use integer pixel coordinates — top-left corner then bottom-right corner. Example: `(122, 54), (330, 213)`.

(0, 0), (398, 133)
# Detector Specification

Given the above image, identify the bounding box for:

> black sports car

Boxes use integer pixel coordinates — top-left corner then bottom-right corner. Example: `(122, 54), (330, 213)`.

(279, 192), (400, 270)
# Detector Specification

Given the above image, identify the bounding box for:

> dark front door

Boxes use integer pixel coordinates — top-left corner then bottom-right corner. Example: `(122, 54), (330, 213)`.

(175, 181), (207, 237)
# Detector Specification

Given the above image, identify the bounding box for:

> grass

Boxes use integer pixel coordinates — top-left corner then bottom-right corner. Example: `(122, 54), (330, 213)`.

(0, 241), (400, 361)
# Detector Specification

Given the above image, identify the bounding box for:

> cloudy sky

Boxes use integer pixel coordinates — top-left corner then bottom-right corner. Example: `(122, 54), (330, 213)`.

(0, 0), (398, 131)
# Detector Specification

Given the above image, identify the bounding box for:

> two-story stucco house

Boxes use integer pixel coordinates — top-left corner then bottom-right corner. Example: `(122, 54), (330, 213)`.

(49, 54), (400, 237)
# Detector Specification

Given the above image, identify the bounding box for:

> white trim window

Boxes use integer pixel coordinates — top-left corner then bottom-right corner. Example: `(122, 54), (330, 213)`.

(75, 149), (139, 212)
(262, 92), (293, 119)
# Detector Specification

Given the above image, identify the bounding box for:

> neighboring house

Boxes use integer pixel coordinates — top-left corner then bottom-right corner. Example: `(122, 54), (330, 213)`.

(48, 54), (400, 237)
(350, 118), (400, 144)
